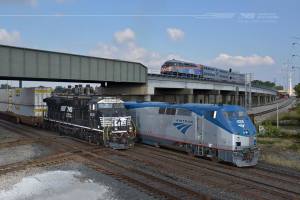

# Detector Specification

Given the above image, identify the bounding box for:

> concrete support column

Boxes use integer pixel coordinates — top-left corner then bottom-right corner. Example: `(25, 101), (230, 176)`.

(239, 95), (244, 106)
(262, 96), (267, 104)
(251, 96), (256, 106)
(209, 94), (215, 104)
(235, 87), (239, 105)
(257, 95), (261, 106)
(144, 95), (151, 101)
(216, 93), (222, 104)
(195, 94), (205, 103)
(187, 94), (194, 103)
(225, 95), (231, 104)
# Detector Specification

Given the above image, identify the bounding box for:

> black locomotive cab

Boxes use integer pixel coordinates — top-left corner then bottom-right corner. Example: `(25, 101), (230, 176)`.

(88, 97), (136, 149)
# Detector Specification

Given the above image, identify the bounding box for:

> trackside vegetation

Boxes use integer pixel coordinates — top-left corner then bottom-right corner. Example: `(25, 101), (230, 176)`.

(257, 102), (300, 170)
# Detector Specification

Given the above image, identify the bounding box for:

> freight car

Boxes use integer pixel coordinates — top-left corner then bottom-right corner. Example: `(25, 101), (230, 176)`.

(124, 102), (259, 167)
(44, 95), (136, 149)
(0, 87), (52, 126)
(161, 59), (245, 84)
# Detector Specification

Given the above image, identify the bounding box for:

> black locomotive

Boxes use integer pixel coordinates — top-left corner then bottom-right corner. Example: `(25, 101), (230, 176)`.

(43, 95), (136, 149)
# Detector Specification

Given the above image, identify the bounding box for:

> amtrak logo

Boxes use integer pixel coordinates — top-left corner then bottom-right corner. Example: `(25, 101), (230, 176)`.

(173, 122), (192, 134)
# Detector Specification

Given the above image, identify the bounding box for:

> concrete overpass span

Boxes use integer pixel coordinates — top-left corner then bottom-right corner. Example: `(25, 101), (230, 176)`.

(101, 74), (277, 106)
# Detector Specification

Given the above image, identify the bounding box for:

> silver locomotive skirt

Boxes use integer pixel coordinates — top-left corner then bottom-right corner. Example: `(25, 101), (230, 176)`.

(218, 147), (259, 167)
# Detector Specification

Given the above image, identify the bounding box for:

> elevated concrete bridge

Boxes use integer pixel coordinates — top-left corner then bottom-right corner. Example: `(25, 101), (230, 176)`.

(0, 44), (278, 107)
(101, 74), (278, 107)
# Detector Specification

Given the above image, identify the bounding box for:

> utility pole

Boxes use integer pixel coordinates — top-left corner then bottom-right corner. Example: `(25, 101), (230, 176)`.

(244, 73), (252, 110)
(276, 102), (279, 128)
(288, 69), (293, 96)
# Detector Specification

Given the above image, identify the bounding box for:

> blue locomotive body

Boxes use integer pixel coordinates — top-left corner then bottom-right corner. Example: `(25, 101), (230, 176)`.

(125, 102), (259, 167)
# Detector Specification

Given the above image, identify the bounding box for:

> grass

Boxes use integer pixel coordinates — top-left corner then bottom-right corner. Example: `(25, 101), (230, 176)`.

(258, 140), (275, 145)
(257, 102), (300, 171)
(258, 137), (300, 171)
(287, 143), (300, 151)
(260, 154), (300, 171)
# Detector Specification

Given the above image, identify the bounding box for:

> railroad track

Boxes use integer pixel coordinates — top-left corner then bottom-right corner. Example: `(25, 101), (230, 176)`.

(0, 138), (39, 149)
(83, 150), (210, 200)
(132, 144), (300, 200)
(0, 120), (212, 200)
(0, 152), (75, 175)
(1, 119), (299, 199)
(251, 98), (295, 117)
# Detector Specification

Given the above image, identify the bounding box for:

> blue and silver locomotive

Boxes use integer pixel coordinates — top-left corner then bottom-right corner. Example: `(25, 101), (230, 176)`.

(125, 102), (259, 167)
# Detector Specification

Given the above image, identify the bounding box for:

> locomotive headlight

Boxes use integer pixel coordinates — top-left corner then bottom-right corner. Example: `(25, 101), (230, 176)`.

(129, 126), (133, 132)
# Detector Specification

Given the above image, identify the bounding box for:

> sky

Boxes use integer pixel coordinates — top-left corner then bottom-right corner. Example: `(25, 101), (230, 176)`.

(0, 0), (300, 88)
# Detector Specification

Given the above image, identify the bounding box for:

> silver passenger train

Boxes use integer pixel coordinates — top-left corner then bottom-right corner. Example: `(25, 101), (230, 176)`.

(125, 102), (259, 167)
(161, 59), (246, 84)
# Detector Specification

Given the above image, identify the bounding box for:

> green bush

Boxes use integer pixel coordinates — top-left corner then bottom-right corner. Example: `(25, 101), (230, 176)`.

(261, 121), (281, 137)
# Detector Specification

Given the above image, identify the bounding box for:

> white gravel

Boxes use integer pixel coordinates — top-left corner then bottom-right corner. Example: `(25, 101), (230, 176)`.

(0, 170), (118, 200)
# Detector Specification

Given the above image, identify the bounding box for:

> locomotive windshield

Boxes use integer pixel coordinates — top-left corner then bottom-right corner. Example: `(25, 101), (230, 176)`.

(223, 111), (246, 120)
(97, 103), (128, 117)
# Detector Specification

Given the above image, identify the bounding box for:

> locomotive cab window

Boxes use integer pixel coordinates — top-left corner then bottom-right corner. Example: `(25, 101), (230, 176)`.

(176, 109), (192, 116)
(224, 111), (246, 120)
(166, 108), (176, 115)
(158, 107), (166, 114)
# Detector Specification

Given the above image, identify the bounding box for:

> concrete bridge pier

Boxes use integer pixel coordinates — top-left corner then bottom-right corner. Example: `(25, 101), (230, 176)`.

(151, 88), (194, 103)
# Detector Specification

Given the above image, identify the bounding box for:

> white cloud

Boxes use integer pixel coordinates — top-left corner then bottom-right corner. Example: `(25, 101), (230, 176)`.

(114, 28), (135, 44)
(89, 28), (183, 73)
(166, 28), (185, 41)
(210, 53), (275, 67)
(0, 28), (20, 44)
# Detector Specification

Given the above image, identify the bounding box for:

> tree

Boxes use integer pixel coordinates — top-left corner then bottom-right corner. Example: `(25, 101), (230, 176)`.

(294, 83), (300, 97)
(275, 85), (284, 90)
(251, 80), (276, 89)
